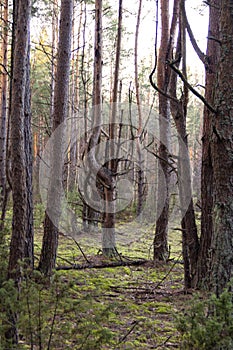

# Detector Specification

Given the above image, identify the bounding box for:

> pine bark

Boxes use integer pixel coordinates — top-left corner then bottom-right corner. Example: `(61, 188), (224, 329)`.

(153, 0), (170, 260)
(39, 0), (73, 275)
(195, 0), (220, 289)
(102, 0), (123, 256)
(85, 0), (104, 233)
(87, 0), (117, 256)
(208, 0), (233, 294)
(24, 30), (34, 268)
(165, 0), (198, 288)
(0, 0), (8, 231)
(8, 0), (31, 281)
(135, 0), (144, 218)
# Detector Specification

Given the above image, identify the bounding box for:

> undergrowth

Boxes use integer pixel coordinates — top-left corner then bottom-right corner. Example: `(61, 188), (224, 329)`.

(0, 205), (187, 349)
(176, 289), (233, 350)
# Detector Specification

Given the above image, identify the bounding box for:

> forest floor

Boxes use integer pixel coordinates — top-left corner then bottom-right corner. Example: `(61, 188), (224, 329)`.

(28, 218), (196, 349)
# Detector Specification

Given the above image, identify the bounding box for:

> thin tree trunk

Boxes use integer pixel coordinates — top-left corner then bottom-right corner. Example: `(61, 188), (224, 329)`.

(153, 0), (170, 261)
(101, 0), (123, 257)
(86, 0), (104, 233)
(169, 1), (199, 288)
(134, 0), (144, 218)
(67, 1), (82, 192)
(50, 0), (58, 125)
(86, 0), (116, 256)
(0, 0), (8, 232)
(80, 2), (90, 232)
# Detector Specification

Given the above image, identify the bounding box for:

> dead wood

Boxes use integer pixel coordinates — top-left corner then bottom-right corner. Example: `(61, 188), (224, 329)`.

(56, 259), (148, 271)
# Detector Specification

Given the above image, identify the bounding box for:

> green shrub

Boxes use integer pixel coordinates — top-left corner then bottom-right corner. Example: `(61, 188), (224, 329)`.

(0, 208), (12, 285)
(0, 272), (115, 349)
(33, 202), (45, 230)
(176, 290), (233, 349)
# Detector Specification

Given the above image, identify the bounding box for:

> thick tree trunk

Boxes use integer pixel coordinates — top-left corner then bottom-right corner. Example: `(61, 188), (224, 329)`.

(208, 0), (233, 294)
(6, 0), (31, 344)
(39, 0), (73, 275)
(24, 31), (34, 268)
(195, 0), (220, 289)
(8, 0), (31, 281)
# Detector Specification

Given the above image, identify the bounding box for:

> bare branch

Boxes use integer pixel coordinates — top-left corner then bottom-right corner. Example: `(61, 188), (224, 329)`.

(168, 60), (217, 114)
(207, 35), (221, 45)
(149, 0), (179, 103)
(145, 146), (178, 175)
(72, 237), (90, 263)
(149, 73), (180, 103)
(181, 0), (207, 65)
(117, 321), (139, 346)
(0, 63), (10, 76)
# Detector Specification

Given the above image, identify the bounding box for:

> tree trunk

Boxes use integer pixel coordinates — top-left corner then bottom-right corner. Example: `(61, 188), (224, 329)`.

(153, 0), (170, 261)
(102, 0), (123, 257)
(86, 0), (117, 256)
(24, 29), (34, 268)
(0, 0), (8, 232)
(85, 0), (104, 233)
(8, 0), (31, 281)
(6, 0), (31, 344)
(102, 183), (117, 256)
(170, 1), (199, 288)
(134, 0), (144, 218)
(208, 0), (233, 295)
(79, 2), (92, 232)
(39, 0), (73, 276)
(49, 0), (58, 125)
(195, 0), (220, 289)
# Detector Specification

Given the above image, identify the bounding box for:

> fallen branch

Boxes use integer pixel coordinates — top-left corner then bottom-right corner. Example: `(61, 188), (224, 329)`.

(110, 257), (183, 296)
(72, 237), (90, 263)
(56, 255), (74, 266)
(56, 259), (148, 271)
(109, 285), (184, 297)
(155, 254), (182, 289)
(154, 335), (173, 349)
(116, 321), (139, 346)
